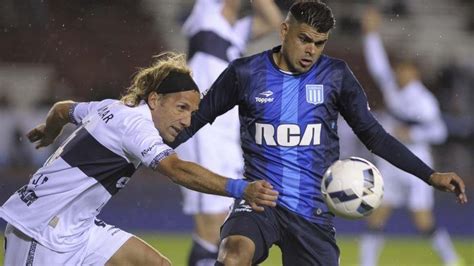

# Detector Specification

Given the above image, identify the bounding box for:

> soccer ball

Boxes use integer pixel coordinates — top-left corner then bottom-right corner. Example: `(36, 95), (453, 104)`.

(321, 157), (384, 219)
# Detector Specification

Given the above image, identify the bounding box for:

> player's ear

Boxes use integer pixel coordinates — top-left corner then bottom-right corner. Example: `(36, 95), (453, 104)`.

(280, 21), (289, 41)
(147, 91), (162, 110)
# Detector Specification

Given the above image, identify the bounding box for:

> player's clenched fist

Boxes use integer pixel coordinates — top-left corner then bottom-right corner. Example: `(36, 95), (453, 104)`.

(243, 180), (279, 212)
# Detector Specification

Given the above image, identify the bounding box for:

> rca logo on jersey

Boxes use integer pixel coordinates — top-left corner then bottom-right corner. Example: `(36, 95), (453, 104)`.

(255, 90), (274, 103)
(255, 123), (322, 146)
(306, 84), (324, 105)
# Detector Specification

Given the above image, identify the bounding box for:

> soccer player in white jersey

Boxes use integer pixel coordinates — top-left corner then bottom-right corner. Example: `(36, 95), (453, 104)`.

(359, 8), (463, 266)
(0, 53), (278, 265)
(175, 0), (281, 265)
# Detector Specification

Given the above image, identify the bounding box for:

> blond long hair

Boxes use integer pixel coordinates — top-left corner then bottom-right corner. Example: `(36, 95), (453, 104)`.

(121, 52), (191, 106)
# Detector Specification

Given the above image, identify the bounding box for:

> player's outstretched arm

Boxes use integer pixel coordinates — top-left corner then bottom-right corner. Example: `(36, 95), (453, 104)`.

(429, 172), (468, 204)
(27, 100), (75, 149)
(157, 154), (278, 211)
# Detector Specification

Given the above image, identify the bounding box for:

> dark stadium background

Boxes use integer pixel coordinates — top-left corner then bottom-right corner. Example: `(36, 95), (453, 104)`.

(1, 0), (473, 238)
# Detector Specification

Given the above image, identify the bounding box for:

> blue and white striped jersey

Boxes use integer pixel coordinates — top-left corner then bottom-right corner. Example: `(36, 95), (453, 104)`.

(176, 46), (384, 225)
(173, 45), (436, 225)
(0, 100), (174, 252)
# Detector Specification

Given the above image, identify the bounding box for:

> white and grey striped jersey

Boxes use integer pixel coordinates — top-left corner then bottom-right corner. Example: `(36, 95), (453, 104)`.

(176, 0), (251, 213)
(0, 99), (174, 252)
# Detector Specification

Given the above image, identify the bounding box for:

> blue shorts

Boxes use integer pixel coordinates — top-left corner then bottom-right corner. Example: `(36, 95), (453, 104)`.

(220, 199), (340, 265)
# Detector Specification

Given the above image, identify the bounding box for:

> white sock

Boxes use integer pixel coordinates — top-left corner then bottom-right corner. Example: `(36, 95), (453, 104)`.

(360, 232), (385, 266)
(192, 234), (218, 253)
(431, 228), (459, 264)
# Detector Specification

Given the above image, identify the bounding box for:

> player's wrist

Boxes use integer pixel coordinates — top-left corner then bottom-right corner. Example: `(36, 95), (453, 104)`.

(225, 179), (248, 198)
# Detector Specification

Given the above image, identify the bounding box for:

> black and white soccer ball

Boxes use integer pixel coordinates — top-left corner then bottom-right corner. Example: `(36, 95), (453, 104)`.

(321, 157), (384, 219)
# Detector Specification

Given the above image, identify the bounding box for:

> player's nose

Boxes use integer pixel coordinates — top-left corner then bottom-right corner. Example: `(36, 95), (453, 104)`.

(181, 113), (192, 127)
(305, 43), (316, 55)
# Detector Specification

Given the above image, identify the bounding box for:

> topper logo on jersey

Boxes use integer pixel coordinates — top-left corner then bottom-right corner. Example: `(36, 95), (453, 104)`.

(255, 90), (274, 103)
(255, 123), (322, 146)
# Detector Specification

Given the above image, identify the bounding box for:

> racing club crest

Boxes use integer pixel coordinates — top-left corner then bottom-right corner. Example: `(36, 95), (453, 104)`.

(306, 84), (324, 105)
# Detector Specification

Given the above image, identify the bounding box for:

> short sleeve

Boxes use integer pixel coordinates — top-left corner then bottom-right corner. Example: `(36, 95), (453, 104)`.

(70, 100), (115, 125)
(121, 114), (175, 169)
(70, 102), (93, 125)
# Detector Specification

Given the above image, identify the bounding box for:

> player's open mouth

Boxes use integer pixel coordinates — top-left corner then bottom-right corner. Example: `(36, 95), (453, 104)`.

(300, 58), (312, 67)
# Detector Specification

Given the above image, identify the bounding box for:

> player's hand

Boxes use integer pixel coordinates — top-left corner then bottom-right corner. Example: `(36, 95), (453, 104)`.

(429, 172), (468, 204)
(243, 180), (279, 212)
(361, 7), (382, 33)
(26, 123), (59, 149)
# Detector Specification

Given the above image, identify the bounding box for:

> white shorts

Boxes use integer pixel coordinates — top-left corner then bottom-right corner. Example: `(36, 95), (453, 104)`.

(378, 160), (434, 211)
(181, 186), (235, 214)
(176, 109), (244, 215)
(4, 219), (132, 265)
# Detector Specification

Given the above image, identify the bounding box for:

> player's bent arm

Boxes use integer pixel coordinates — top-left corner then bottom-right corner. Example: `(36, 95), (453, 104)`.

(156, 154), (278, 211)
(250, 0), (282, 39)
(27, 100), (75, 149)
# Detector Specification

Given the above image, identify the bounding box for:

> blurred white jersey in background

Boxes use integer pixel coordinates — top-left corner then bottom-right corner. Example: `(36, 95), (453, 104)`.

(176, 0), (252, 214)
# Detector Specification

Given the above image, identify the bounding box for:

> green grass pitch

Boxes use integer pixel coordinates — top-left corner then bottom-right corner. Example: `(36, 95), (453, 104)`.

(0, 233), (472, 265)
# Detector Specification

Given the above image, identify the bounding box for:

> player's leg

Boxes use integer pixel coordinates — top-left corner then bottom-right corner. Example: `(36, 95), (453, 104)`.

(182, 187), (234, 266)
(278, 208), (339, 266)
(408, 181), (462, 266)
(360, 167), (405, 266)
(188, 213), (227, 266)
(360, 205), (392, 266)
(83, 219), (171, 266)
(106, 236), (171, 266)
(216, 199), (280, 265)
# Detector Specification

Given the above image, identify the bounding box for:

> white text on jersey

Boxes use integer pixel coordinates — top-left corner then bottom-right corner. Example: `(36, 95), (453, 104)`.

(255, 123), (322, 147)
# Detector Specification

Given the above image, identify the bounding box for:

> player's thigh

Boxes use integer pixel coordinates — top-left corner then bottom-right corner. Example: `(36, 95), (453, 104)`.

(279, 216), (340, 266)
(366, 205), (393, 229)
(4, 223), (84, 265)
(218, 235), (256, 265)
(194, 212), (229, 242)
(106, 236), (170, 266)
(219, 199), (280, 264)
(411, 209), (435, 231)
(83, 219), (169, 265)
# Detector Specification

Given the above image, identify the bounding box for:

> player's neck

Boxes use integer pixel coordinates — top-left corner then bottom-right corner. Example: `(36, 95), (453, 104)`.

(272, 51), (293, 74)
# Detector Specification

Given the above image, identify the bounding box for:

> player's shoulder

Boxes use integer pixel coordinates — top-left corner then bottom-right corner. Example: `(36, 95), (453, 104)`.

(319, 54), (349, 70)
(118, 102), (156, 132)
(233, 50), (266, 65)
(229, 49), (269, 74)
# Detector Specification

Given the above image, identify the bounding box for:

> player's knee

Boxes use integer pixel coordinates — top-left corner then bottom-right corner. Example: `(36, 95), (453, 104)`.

(217, 236), (254, 265)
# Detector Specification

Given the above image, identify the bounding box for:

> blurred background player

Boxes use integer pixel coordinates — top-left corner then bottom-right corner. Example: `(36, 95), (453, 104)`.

(175, 0), (281, 265)
(359, 8), (463, 266)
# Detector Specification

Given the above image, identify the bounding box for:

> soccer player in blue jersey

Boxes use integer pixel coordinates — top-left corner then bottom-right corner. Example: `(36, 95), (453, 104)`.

(172, 2), (468, 265)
